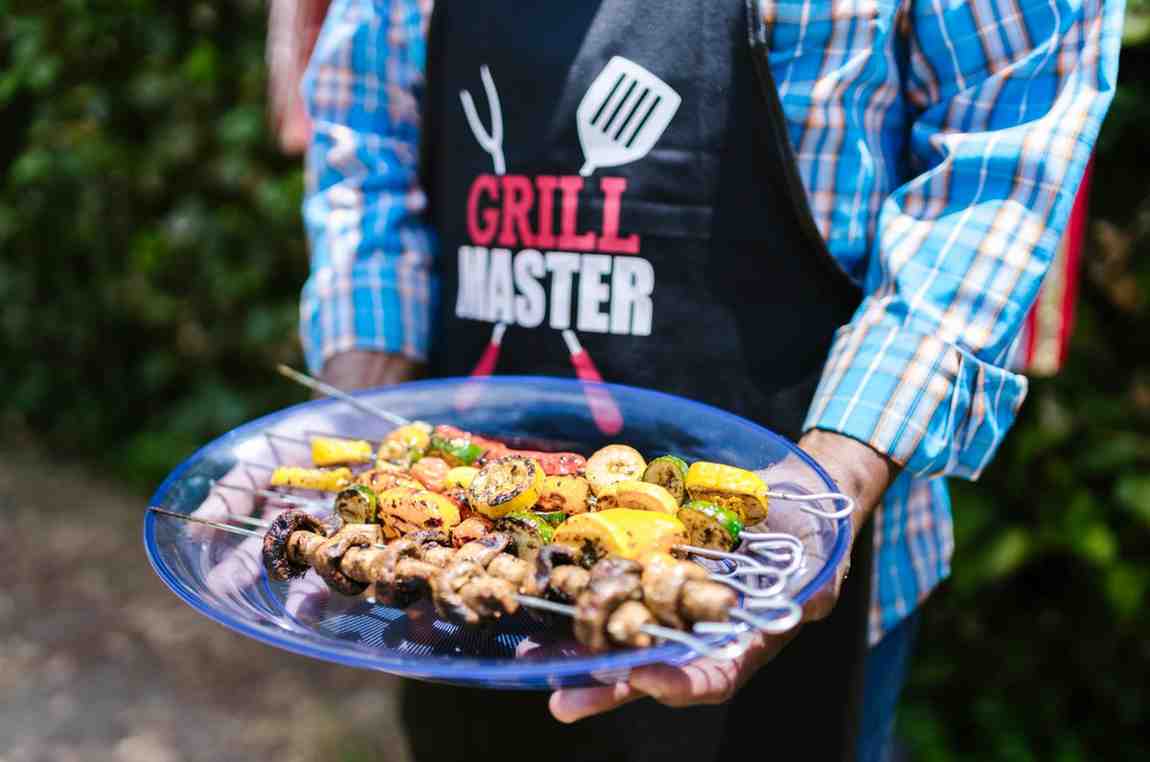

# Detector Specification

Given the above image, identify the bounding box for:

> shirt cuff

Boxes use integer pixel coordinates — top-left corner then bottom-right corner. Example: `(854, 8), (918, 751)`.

(803, 307), (1029, 480)
(299, 264), (433, 375)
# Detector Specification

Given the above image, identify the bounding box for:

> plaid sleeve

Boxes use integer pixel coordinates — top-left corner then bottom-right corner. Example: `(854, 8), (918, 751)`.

(805, 0), (1123, 478)
(300, 0), (436, 373)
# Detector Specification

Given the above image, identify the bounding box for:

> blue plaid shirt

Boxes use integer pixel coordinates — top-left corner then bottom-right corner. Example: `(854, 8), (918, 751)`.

(301, 0), (1122, 642)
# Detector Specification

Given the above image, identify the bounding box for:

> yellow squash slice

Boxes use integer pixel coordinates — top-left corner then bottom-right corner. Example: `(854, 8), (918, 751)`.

(553, 508), (688, 562)
(467, 456), (544, 519)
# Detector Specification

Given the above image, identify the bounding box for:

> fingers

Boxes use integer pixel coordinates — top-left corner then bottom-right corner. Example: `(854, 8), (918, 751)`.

(628, 660), (740, 707)
(550, 680), (642, 723)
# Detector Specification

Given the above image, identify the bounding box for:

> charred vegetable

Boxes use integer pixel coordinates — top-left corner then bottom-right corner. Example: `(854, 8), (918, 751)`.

(377, 422), (432, 465)
(269, 466), (352, 492)
(334, 484), (378, 524)
(684, 462), (769, 523)
(494, 512), (555, 562)
(429, 433), (486, 467)
(597, 480), (678, 515)
(535, 474), (591, 515)
(468, 456), (543, 518)
(311, 436), (374, 467)
(584, 445), (647, 496)
(355, 465), (422, 494)
(642, 455), (689, 504)
(677, 500), (743, 551)
(553, 508), (688, 563)
(376, 487), (462, 539)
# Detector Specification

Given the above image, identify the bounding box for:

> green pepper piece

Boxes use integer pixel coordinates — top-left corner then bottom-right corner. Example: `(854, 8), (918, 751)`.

(532, 510), (569, 528)
(642, 455), (690, 504)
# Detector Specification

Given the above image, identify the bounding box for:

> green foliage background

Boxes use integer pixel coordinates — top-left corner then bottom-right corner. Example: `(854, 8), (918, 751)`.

(1, 2), (1147, 759)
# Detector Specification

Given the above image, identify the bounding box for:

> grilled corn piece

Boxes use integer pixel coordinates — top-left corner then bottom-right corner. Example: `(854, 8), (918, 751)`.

(311, 436), (374, 467)
(269, 466), (352, 492)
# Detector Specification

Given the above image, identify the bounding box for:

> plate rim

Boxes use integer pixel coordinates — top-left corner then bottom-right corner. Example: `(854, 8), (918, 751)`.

(143, 375), (851, 685)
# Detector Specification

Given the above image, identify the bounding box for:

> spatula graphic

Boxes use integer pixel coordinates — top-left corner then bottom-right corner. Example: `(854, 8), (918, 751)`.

(576, 56), (681, 177)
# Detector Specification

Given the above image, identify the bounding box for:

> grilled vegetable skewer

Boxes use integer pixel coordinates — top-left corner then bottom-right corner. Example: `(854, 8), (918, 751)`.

(255, 510), (755, 647)
(151, 506), (802, 652)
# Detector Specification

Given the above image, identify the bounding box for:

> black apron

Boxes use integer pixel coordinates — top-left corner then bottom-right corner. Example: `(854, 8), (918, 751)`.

(409, 1), (871, 759)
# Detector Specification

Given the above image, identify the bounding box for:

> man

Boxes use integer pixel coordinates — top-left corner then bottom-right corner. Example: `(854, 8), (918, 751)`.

(297, 0), (1121, 759)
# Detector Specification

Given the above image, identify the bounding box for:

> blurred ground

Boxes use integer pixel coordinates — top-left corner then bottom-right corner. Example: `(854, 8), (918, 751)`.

(0, 445), (413, 762)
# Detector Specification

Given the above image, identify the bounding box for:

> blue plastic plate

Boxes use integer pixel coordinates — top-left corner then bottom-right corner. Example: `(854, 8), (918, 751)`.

(144, 376), (849, 689)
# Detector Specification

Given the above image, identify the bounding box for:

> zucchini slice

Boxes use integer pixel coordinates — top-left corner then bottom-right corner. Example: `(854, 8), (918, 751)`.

(677, 500), (744, 551)
(334, 484), (378, 524)
(468, 456), (543, 518)
(495, 512), (556, 562)
(585, 444), (647, 496)
(642, 455), (689, 504)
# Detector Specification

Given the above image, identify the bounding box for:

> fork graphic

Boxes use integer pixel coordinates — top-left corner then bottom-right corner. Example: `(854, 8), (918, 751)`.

(459, 65), (506, 175)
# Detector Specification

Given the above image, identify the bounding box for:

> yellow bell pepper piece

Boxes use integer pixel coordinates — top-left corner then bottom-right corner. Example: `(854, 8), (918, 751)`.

(684, 462), (769, 523)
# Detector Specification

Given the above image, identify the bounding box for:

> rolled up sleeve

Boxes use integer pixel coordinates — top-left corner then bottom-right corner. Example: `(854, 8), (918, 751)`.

(805, 0), (1123, 479)
(300, 0), (436, 373)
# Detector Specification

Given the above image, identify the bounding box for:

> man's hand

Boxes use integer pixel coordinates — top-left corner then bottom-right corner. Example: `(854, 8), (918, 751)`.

(548, 429), (899, 723)
(320, 350), (426, 391)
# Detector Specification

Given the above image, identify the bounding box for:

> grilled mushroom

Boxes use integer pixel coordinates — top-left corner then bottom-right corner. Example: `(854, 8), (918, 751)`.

(454, 532), (511, 567)
(433, 560), (488, 625)
(574, 572), (643, 652)
(606, 600), (656, 648)
(262, 510), (328, 581)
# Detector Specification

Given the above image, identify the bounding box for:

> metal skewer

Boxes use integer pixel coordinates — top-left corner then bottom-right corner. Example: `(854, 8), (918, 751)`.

(148, 506), (795, 656)
(276, 365), (411, 426)
(274, 366), (855, 520)
(192, 509), (796, 599)
(149, 506), (265, 539)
